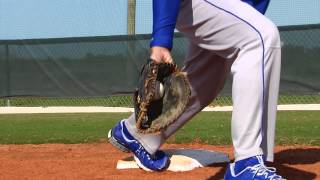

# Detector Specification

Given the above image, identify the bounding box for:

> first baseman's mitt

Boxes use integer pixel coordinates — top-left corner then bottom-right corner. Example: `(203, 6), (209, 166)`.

(134, 59), (191, 134)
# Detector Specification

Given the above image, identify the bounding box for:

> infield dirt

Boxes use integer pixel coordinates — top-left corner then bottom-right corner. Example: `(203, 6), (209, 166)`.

(0, 143), (319, 180)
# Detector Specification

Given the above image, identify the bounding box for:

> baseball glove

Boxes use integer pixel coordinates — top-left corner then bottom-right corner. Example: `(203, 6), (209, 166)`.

(134, 59), (191, 134)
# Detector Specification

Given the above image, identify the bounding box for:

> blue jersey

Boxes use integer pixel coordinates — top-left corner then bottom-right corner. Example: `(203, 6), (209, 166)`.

(241, 0), (270, 14)
(150, 0), (270, 50)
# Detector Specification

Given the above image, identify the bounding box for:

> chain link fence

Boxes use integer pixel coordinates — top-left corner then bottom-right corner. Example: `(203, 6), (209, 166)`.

(1, 94), (319, 108)
(0, 24), (319, 107)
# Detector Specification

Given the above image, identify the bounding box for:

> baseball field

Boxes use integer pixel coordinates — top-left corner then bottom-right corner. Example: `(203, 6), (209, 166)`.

(0, 111), (319, 179)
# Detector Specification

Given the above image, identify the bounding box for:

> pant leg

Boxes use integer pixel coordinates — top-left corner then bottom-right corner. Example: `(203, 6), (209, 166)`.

(261, 45), (281, 162)
(124, 43), (231, 154)
(175, 0), (281, 161)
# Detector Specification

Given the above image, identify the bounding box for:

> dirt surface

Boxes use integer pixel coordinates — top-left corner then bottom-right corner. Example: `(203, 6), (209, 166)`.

(0, 143), (319, 180)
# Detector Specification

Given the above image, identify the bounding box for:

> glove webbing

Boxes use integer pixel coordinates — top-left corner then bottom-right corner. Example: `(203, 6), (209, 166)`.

(136, 62), (158, 130)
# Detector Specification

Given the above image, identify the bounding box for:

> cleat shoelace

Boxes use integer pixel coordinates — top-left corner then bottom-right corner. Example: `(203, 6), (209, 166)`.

(250, 164), (285, 180)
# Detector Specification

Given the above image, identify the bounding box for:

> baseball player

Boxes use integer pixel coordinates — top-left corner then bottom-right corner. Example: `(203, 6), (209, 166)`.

(108, 0), (284, 179)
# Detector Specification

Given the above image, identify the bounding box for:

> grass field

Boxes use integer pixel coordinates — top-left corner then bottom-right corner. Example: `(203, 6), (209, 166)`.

(0, 111), (319, 146)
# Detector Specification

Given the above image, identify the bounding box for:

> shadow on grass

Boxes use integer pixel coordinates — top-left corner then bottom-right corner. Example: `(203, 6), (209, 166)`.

(207, 148), (320, 180)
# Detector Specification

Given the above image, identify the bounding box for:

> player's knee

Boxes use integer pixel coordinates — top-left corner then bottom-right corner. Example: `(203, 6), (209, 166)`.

(261, 22), (281, 48)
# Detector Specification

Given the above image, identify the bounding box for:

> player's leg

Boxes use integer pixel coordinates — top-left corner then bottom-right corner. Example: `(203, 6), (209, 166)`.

(108, 43), (230, 171)
(123, 43), (231, 154)
(175, 0), (283, 178)
(175, 0), (281, 162)
(260, 42), (281, 162)
(202, 0), (281, 163)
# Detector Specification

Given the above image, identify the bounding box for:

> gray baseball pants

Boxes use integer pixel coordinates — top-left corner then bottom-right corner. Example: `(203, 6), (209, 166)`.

(124, 0), (281, 162)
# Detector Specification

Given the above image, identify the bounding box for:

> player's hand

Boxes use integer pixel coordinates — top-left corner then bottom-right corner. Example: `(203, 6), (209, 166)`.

(150, 46), (173, 64)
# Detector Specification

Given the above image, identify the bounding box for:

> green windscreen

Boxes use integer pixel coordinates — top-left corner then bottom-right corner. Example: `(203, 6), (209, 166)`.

(0, 24), (319, 98)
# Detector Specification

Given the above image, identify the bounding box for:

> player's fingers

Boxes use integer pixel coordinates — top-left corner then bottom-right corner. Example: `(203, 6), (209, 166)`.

(150, 55), (163, 64)
(150, 52), (162, 64)
(163, 53), (173, 64)
(150, 46), (172, 64)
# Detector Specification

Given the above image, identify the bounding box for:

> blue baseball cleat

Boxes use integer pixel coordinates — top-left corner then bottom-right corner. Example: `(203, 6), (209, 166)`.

(108, 120), (170, 171)
(224, 155), (285, 180)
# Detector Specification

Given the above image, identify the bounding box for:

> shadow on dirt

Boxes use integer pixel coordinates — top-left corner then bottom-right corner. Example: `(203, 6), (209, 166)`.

(207, 148), (320, 180)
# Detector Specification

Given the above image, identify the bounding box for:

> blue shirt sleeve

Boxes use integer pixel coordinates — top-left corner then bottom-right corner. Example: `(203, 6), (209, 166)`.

(241, 0), (270, 14)
(150, 0), (181, 50)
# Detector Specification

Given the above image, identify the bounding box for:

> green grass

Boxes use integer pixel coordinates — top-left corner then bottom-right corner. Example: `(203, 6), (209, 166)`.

(169, 111), (320, 146)
(0, 111), (319, 146)
(0, 113), (129, 144)
(169, 112), (232, 145)
(276, 111), (320, 145)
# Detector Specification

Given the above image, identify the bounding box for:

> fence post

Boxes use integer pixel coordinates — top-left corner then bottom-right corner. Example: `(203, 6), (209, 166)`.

(127, 0), (136, 35)
(126, 0), (138, 91)
(5, 43), (11, 106)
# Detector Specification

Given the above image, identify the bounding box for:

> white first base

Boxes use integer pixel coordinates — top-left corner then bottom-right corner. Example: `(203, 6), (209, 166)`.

(116, 148), (229, 172)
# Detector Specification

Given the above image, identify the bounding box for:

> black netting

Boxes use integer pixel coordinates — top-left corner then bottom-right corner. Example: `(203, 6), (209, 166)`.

(279, 25), (320, 94)
(0, 44), (9, 97)
(0, 35), (187, 98)
(0, 24), (319, 99)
